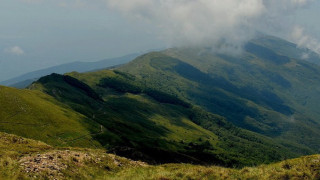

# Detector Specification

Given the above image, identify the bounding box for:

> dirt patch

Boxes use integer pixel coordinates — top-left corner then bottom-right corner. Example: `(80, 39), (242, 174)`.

(19, 150), (148, 179)
(20, 150), (103, 179)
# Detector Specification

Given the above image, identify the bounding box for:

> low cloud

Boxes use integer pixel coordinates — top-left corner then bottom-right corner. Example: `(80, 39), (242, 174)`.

(291, 26), (320, 55)
(4, 46), (25, 56)
(105, 0), (316, 53)
(19, 0), (319, 54)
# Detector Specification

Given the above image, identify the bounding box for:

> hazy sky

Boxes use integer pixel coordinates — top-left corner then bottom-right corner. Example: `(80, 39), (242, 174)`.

(0, 0), (320, 81)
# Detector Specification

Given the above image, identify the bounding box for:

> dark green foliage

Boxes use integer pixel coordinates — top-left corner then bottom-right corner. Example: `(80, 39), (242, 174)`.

(245, 42), (290, 65)
(99, 77), (142, 94)
(144, 88), (190, 108)
(37, 73), (102, 101)
(63, 75), (102, 101)
(98, 72), (190, 108)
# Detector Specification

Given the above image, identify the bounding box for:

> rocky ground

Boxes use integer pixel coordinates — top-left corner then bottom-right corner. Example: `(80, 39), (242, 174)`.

(19, 150), (147, 179)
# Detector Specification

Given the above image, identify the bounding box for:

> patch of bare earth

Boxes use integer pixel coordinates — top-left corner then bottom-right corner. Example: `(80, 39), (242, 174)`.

(19, 150), (147, 179)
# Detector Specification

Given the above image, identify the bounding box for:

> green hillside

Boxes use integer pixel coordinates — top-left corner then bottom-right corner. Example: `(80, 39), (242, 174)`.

(1, 132), (320, 180)
(0, 86), (101, 148)
(25, 72), (296, 167)
(2, 35), (320, 174)
(114, 36), (320, 155)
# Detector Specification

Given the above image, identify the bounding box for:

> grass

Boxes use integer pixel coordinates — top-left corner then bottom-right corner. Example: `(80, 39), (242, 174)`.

(0, 132), (146, 180)
(1, 132), (320, 180)
(0, 85), (101, 148)
(109, 155), (320, 180)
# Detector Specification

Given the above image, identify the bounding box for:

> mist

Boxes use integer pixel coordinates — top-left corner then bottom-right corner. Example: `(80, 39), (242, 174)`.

(106, 0), (317, 54)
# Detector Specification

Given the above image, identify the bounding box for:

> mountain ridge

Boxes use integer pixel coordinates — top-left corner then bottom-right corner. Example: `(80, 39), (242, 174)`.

(116, 35), (320, 154)
(0, 53), (140, 88)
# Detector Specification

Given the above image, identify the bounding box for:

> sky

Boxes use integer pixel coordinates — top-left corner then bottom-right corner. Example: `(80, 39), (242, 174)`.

(0, 0), (320, 81)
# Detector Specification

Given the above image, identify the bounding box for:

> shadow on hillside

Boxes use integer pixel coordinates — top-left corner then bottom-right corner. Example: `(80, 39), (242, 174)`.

(170, 59), (292, 136)
(36, 74), (240, 166)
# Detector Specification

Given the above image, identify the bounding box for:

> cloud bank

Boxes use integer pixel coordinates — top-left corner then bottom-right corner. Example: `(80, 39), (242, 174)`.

(4, 46), (25, 55)
(106, 0), (315, 52)
(291, 26), (320, 55)
(20, 0), (319, 54)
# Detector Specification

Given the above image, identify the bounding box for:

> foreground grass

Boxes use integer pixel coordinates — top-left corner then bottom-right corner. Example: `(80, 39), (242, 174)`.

(1, 132), (320, 180)
(113, 155), (320, 180)
(0, 132), (145, 180)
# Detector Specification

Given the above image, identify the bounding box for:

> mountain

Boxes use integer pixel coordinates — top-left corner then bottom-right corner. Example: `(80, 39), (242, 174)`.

(115, 35), (320, 155)
(249, 35), (320, 65)
(2, 34), (320, 178)
(1, 131), (320, 179)
(0, 53), (140, 88)
(27, 72), (293, 166)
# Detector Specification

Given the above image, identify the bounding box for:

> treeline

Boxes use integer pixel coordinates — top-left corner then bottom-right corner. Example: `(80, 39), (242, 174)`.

(37, 73), (102, 101)
(63, 75), (102, 101)
(98, 71), (190, 108)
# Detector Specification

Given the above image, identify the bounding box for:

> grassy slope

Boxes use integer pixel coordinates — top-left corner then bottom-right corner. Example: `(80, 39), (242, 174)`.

(1, 132), (320, 180)
(29, 74), (225, 165)
(113, 154), (320, 180)
(0, 85), (101, 148)
(116, 39), (320, 155)
(64, 70), (298, 166)
(1, 71), (294, 167)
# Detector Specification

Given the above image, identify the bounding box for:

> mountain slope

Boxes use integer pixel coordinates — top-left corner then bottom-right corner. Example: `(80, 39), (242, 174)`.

(2, 35), (320, 168)
(0, 70), (296, 167)
(115, 36), (320, 154)
(25, 71), (300, 166)
(0, 53), (139, 88)
(0, 86), (101, 148)
(250, 35), (320, 65)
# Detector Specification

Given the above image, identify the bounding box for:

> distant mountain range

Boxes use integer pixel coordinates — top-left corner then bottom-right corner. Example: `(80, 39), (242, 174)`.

(0, 53), (140, 88)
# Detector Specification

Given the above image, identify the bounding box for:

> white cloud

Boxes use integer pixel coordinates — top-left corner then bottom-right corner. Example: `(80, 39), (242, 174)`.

(291, 26), (320, 55)
(4, 46), (25, 56)
(104, 0), (316, 53)
(19, 0), (318, 54)
(301, 53), (310, 60)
